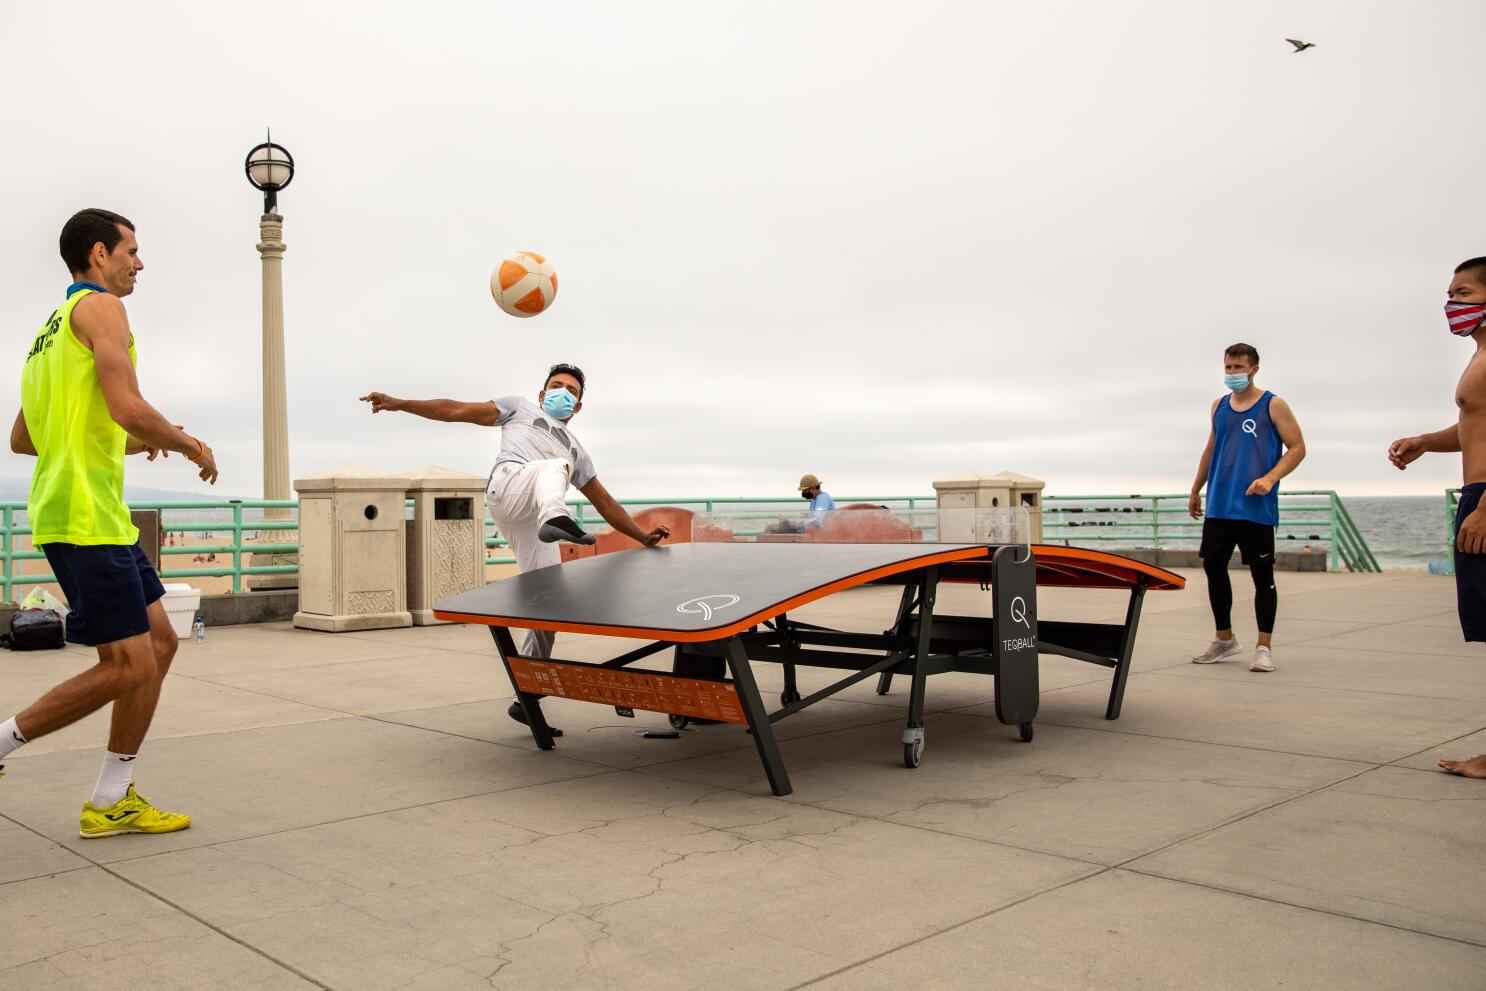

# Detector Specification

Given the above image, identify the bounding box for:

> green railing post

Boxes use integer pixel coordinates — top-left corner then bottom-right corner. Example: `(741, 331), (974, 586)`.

(231, 501), (243, 594)
(1446, 488), (1459, 572)
(1151, 496), (1161, 548)
(1337, 493), (1349, 573)
(1, 511), (12, 606)
(2, 506), (12, 605)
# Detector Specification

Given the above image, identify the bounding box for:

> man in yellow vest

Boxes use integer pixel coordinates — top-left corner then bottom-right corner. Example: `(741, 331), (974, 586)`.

(0, 209), (219, 838)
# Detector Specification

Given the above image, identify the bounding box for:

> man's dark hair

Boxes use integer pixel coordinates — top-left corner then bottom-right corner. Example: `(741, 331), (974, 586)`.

(1224, 342), (1260, 366)
(546, 362), (586, 398)
(60, 208), (134, 275)
(1455, 257), (1486, 283)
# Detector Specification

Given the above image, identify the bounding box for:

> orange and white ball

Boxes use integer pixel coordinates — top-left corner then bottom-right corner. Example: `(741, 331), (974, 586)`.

(490, 251), (558, 317)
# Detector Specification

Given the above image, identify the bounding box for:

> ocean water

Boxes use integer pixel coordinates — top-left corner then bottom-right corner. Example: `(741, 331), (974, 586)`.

(1343, 495), (1452, 571)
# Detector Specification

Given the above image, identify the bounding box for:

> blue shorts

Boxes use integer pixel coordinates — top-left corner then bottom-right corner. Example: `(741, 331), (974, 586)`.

(1453, 483), (1486, 642)
(41, 542), (166, 647)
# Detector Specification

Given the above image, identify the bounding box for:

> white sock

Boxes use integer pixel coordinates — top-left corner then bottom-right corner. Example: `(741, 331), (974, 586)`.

(90, 751), (139, 808)
(0, 716), (26, 760)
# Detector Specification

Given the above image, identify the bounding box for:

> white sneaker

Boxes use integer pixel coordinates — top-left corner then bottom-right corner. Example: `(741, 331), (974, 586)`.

(1250, 646), (1274, 672)
(1192, 638), (1242, 664)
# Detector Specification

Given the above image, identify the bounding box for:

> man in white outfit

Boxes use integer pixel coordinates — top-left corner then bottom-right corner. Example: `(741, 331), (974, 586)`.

(360, 363), (669, 733)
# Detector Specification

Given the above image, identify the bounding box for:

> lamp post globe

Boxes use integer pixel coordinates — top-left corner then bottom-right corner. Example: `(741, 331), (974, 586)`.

(244, 136), (294, 215)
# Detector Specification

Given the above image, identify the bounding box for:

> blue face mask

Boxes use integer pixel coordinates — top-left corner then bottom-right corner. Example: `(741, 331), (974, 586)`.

(542, 388), (577, 420)
(1224, 374), (1251, 392)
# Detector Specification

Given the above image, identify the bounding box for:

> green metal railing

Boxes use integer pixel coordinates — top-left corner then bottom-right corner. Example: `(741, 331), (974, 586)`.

(1, 499), (301, 602)
(0, 495), (934, 603)
(1040, 490), (1380, 573)
(1445, 487), (1460, 573)
(0, 490), (1384, 601)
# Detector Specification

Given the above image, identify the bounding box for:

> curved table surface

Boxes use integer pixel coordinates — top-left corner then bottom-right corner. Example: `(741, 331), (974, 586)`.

(1003, 545), (1185, 591)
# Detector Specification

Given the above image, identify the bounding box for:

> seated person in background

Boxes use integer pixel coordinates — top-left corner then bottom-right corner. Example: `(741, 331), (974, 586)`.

(767, 474), (836, 533)
(799, 474), (835, 524)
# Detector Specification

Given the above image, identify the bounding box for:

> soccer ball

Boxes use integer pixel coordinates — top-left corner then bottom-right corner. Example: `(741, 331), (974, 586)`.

(490, 251), (558, 318)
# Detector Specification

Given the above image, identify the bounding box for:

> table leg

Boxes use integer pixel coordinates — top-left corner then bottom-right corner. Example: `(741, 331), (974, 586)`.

(722, 636), (792, 796)
(1105, 576), (1148, 721)
(489, 626), (557, 750)
(902, 567), (936, 768)
(877, 583), (917, 696)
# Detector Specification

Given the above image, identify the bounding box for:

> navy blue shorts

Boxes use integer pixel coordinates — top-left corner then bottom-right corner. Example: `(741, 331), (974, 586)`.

(1454, 484), (1486, 642)
(41, 542), (166, 647)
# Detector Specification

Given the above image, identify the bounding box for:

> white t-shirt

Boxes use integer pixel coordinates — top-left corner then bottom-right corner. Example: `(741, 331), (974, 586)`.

(490, 396), (597, 488)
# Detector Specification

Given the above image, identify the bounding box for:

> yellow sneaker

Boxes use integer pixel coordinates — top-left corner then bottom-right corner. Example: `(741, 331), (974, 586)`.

(79, 783), (190, 839)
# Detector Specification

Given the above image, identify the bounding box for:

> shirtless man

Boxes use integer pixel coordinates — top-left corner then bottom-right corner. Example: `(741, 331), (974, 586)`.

(1388, 256), (1486, 779)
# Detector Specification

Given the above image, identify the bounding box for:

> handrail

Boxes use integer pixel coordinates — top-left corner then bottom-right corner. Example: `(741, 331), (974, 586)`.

(0, 494), (932, 603)
(0, 489), (1383, 602)
(1041, 489), (1379, 573)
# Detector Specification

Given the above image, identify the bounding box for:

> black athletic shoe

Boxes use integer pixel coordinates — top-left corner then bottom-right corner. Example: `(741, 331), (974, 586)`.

(507, 700), (564, 737)
(538, 516), (596, 545)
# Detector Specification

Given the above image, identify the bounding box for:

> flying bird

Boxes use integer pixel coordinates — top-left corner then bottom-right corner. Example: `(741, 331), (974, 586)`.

(1286, 38), (1315, 53)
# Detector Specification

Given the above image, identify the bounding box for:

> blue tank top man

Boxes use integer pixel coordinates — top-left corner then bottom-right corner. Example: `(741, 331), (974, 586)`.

(1189, 343), (1307, 673)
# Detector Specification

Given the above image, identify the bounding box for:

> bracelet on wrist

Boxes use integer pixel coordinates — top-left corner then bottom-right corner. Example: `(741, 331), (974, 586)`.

(187, 436), (205, 463)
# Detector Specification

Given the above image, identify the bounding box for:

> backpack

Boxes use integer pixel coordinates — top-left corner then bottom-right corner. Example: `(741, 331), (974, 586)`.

(2, 608), (65, 651)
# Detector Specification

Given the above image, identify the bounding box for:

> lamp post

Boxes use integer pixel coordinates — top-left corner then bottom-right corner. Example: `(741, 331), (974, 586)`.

(244, 132), (296, 590)
(244, 132), (294, 524)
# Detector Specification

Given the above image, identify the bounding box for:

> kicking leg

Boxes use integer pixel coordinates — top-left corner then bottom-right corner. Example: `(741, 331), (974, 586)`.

(488, 478), (566, 735)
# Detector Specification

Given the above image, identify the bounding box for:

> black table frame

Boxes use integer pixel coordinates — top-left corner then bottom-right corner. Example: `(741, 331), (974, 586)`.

(486, 544), (1040, 797)
(877, 564), (1151, 721)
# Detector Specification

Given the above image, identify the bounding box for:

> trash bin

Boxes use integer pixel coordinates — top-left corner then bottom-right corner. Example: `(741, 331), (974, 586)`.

(292, 466), (412, 632)
(932, 470), (1045, 543)
(401, 465), (488, 625)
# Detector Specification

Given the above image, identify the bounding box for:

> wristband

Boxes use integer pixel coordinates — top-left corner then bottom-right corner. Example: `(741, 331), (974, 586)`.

(187, 436), (205, 463)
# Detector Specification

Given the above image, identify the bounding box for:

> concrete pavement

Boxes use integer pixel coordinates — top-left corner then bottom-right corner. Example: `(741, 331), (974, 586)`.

(2, 568), (1483, 989)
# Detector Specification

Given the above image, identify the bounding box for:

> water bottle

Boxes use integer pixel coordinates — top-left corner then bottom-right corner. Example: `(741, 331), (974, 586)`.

(192, 613), (205, 643)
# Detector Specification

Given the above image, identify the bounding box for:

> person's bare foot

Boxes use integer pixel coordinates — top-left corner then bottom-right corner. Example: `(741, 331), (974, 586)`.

(1438, 753), (1486, 778)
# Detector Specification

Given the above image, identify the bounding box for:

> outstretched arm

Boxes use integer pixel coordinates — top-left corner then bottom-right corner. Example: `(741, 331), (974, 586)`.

(1389, 424), (1461, 470)
(578, 477), (669, 547)
(360, 392), (498, 426)
(1247, 397), (1306, 496)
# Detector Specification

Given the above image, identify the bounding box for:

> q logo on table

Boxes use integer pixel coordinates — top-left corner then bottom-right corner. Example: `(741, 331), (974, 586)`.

(676, 594), (741, 621)
(1009, 595), (1030, 629)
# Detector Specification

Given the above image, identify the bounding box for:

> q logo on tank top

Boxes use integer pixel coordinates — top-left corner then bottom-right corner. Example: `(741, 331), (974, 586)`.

(1241, 419), (1257, 437)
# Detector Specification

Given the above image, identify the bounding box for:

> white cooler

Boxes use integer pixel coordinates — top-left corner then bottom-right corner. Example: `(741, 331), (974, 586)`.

(161, 584), (202, 638)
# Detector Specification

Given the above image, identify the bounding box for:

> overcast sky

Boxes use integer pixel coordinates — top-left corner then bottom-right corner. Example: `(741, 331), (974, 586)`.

(2, 1), (1481, 502)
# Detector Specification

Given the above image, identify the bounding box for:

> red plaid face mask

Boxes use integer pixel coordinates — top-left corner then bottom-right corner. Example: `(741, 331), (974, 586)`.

(1447, 300), (1486, 337)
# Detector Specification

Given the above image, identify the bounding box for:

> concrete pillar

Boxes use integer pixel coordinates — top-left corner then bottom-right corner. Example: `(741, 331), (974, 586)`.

(932, 470), (1045, 543)
(249, 214), (298, 589)
(257, 214), (290, 521)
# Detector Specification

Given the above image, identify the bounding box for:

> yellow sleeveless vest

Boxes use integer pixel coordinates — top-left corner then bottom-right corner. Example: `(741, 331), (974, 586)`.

(20, 289), (139, 546)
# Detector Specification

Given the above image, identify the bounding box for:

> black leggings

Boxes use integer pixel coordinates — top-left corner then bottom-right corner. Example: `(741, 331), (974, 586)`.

(1204, 556), (1277, 635)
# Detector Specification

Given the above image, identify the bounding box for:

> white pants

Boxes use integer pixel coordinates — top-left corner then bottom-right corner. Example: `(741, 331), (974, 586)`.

(486, 459), (573, 658)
